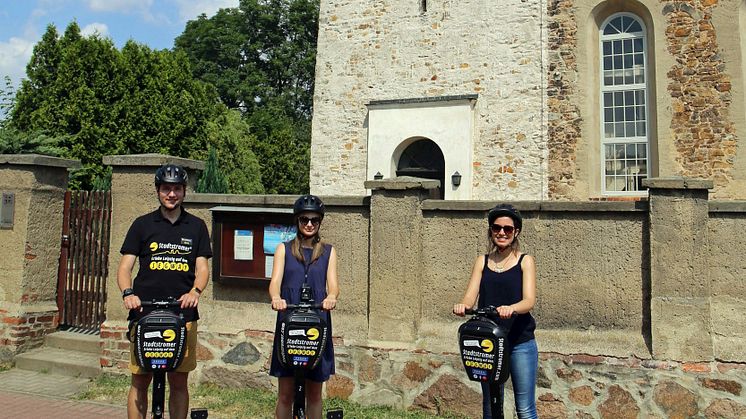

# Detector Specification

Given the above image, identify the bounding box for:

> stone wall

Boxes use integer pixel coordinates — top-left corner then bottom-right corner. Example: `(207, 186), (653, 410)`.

(0, 155), (77, 360)
(311, 0), (547, 200)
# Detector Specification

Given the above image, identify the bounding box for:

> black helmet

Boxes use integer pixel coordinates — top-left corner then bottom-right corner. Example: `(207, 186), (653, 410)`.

(155, 164), (188, 187)
(293, 194), (325, 218)
(487, 204), (522, 231)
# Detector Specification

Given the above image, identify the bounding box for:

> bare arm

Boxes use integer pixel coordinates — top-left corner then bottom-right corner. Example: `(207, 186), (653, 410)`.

(323, 246), (339, 311)
(453, 255), (485, 316)
(178, 256), (209, 309)
(117, 254), (140, 310)
(268, 243), (287, 311)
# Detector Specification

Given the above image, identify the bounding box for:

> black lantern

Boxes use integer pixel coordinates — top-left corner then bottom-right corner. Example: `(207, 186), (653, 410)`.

(451, 171), (462, 187)
(374, 172), (383, 180)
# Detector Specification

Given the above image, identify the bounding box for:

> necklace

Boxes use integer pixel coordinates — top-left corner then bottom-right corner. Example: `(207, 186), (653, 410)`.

(493, 252), (513, 273)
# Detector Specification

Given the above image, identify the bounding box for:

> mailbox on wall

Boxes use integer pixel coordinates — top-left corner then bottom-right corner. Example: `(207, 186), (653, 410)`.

(210, 206), (297, 283)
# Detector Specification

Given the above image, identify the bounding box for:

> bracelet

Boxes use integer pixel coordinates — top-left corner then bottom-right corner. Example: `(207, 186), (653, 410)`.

(192, 286), (202, 294)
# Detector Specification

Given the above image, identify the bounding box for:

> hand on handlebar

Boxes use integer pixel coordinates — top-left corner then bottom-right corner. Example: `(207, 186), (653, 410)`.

(453, 303), (467, 317)
(496, 305), (515, 319)
(271, 298), (288, 311)
(123, 295), (142, 311)
(322, 297), (337, 311)
(178, 290), (200, 309)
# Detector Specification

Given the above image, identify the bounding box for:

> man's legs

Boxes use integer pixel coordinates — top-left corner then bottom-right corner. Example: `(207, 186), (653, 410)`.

(168, 371), (190, 419)
(128, 373), (152, 419)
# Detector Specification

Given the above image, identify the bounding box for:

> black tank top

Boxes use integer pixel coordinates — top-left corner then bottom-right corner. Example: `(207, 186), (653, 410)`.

(478, 253), (536, 345)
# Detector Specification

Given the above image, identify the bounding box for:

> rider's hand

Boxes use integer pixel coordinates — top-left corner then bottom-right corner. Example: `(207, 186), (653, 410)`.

(178, 290), (200, 309)
(496, 305), (515, 319)
(453, 303), (467, 316)
(271, 297), (287, 311)
(322, 297), (337, 311)
(123, 295), (141, 311)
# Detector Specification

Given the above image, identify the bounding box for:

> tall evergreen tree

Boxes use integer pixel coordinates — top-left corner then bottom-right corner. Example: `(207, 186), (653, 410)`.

(196, 147), (229, 193)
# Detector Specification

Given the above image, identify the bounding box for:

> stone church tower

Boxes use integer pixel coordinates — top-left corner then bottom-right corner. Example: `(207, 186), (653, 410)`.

(310, 0), (746, 200)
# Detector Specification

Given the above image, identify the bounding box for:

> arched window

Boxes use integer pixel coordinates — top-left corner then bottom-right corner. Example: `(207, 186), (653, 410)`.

(600, 13), (649, 195)
(396, 138), (445, 199)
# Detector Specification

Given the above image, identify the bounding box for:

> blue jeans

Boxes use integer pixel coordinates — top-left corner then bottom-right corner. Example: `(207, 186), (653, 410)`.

(481, 339), (538, 419)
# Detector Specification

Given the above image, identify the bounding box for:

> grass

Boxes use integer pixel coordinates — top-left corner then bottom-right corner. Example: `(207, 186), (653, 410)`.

(77, 374), (469, 419)
(0, 362), (12, 373)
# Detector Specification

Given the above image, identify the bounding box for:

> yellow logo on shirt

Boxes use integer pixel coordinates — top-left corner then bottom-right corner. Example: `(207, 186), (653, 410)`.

(149, 242), (158, 252)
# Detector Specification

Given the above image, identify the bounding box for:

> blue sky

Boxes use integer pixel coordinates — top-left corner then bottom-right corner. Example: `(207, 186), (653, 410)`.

(0, 0), (239, 89)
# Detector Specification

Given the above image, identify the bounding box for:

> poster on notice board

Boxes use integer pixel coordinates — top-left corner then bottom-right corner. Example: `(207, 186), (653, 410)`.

(263, 224), (297, 254)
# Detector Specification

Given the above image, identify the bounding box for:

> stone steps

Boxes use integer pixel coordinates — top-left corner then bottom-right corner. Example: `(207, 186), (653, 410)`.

(14, 331), (101, 378)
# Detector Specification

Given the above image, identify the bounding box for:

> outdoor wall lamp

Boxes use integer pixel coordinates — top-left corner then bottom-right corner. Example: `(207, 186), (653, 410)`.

(451, 171), (462, 187)
(374, 172), (383, 180)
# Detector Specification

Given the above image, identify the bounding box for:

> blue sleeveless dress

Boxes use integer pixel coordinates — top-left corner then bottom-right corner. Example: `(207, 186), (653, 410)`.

(269, 242), (335, 382)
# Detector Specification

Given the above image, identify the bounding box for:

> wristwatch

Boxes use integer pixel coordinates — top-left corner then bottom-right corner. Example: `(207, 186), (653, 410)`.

(122, 288), (135, 299)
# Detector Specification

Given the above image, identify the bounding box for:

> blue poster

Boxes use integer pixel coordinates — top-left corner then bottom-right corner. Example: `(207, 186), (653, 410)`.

(264, 224), (297, 254)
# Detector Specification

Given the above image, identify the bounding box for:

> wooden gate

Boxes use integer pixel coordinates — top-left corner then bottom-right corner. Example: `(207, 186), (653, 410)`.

(56, 191), (112, 332)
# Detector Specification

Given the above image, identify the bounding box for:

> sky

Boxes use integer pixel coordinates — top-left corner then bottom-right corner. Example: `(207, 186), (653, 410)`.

(0, 0), (239, 90)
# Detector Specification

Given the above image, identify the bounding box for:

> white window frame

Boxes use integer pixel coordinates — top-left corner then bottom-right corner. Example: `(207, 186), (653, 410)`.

(599, 12), (650, 196)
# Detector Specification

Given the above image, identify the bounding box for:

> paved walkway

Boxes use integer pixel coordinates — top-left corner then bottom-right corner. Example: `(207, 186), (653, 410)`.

(0, 369), (127, 418)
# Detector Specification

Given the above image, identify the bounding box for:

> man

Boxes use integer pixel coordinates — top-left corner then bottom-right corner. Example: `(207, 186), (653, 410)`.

(117, 164), (212, 419)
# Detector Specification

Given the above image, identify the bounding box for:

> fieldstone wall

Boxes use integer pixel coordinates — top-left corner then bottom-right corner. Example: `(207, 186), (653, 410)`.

(662, 0), (737, 197)
(547, 0), (581, 200)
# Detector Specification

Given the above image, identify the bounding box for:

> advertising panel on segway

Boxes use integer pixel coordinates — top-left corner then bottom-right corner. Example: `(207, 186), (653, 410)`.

(457, 306), (513, 419)
(132, 299), (207, 419)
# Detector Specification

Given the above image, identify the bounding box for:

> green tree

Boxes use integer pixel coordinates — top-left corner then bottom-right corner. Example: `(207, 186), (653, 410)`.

(201, 109), (264, 194)
(175, 0), (318, 193)
(0, 128), (66, 156)
(9, 22), (224, 189)
(196, 147), (229, 193)
(247, 105), (309, 194)
(175, 0), (319, 119)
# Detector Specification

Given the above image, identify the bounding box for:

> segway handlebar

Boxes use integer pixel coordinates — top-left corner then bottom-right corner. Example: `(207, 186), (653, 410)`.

(462, 306), (518, 317)
(140, 298), (182, 310)
(285, 302), (325, 310)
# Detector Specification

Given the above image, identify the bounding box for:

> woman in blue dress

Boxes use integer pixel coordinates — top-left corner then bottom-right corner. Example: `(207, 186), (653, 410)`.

(269, 195), (339, 419)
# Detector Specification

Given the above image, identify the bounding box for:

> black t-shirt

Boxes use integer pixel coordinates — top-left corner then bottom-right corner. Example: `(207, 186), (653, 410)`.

(121, 208), (212, 322)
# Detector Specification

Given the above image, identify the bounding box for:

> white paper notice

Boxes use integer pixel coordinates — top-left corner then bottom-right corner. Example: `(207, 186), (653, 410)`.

(265, 255), (274, 278)
(234, 230), (253, 260)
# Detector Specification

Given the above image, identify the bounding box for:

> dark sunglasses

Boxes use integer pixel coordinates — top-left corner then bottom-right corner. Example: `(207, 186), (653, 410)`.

(490, 224), (515, 235)
(298, 216), (322, 226)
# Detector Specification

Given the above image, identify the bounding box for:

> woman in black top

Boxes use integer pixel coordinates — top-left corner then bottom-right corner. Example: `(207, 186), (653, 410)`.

(453, 204), (538, 419)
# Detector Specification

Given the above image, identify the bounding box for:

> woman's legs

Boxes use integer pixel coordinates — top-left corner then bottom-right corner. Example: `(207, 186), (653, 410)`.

(305, 380), (323, 419)
(275, 377), (294, 419)
(510, 339), (538, 419)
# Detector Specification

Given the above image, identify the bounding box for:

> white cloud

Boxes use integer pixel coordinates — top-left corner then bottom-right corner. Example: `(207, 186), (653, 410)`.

(87, 0), (154, 14)
(81, 22), (109, 38)
(173, 0), (239, 21)
(0, 36), (35, 88)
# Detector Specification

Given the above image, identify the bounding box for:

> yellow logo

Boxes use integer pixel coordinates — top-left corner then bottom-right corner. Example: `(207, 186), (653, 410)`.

(149, 242), (158, 252)
(481, 339), (494, 353)
(162, 329), (176, 342)
(306, 328), (319, 341)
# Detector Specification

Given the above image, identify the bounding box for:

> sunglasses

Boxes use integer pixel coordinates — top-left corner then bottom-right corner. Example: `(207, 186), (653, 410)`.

(298, 216), (322, 226)
(490, 224), (515, 235)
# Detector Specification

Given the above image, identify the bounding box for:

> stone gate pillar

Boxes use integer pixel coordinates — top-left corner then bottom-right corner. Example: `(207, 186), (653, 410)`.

(99, 154), (203, 371)
(364, 176), (439, 342)
(643, 177), (713, 361)
(0, 154), (80, 361)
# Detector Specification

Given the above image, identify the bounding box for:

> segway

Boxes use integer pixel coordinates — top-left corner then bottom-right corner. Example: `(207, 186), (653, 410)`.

(457, 306), (513, 419)
(276, 284), (342, 419)
(132, 298), (207, 419)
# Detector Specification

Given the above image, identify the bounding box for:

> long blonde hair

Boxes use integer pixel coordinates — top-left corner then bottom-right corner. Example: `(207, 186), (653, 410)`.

(290, 224), (325, 264)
